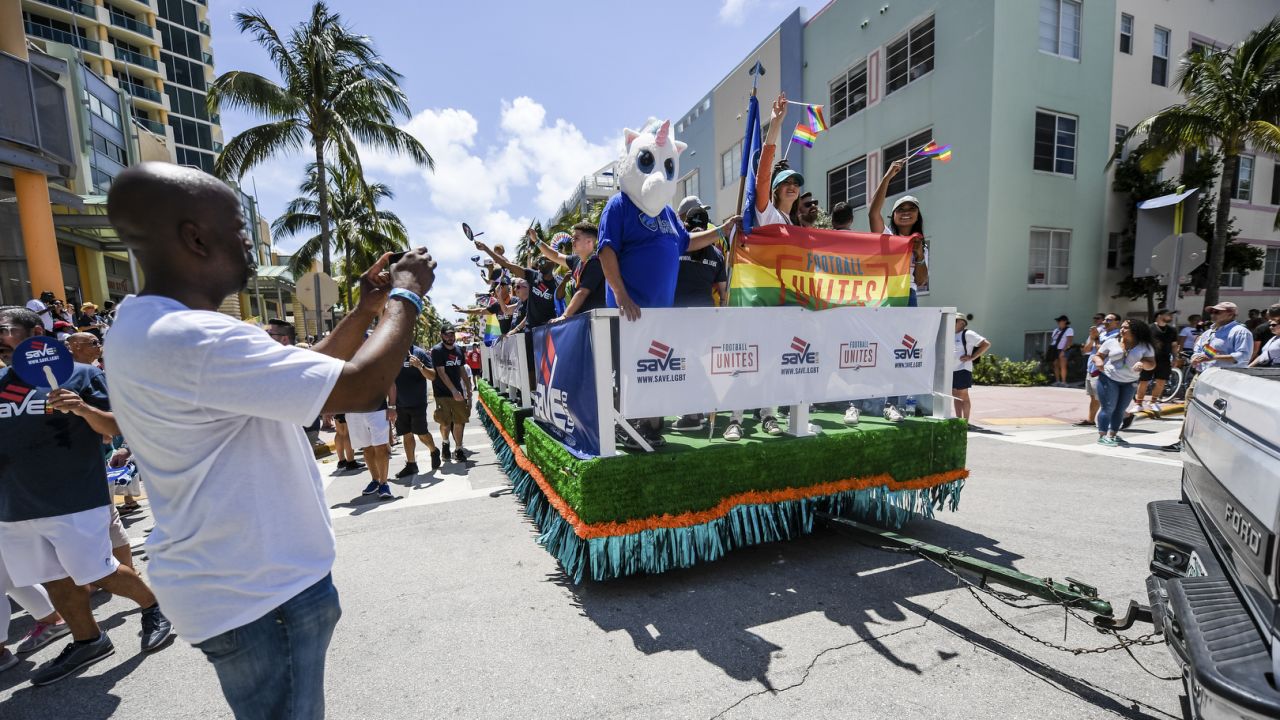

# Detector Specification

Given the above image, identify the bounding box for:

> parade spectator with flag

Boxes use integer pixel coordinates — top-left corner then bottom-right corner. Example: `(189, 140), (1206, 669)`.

(868, 159), (928, 307)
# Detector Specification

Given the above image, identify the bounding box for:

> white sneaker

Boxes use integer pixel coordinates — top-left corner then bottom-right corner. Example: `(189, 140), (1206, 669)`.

(1151, 402), (1162, 415)
(723, 422), (742, 442)
(883, 405), (904, 423)
(843, 406), (861, 425)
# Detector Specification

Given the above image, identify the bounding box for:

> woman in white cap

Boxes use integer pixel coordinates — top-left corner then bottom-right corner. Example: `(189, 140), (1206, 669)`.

(868, 159), (928, 306)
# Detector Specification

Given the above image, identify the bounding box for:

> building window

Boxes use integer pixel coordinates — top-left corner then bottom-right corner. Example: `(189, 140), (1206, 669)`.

(1152, 27), (1170, 86)
(1189, 40), (1212, 57)
(1106, 232), (1120, 269)
(1263, 247), (1280, 289)
(680, 170), (699, 201)
(885, 16), (934, 95)
(1114, 125), (1128, 160)
(1039, 0), (1082, 60)
(1029, 228), (1071, 286)
(1024, 331), (1052, 361)
(720, 141), (741, 189)
(882, 129), (934, 195)
(829, 61), (867, 125)
(1034, 111), (1077, 176)
(91, 132), (127, 165)
(1220, 268), (1244, 289)
(1183, 147), (1201, 174)
(1271, 164), (1280, 205)
(1233, 155), (1253, 202)
(1119, 13), (1133, 54)
(827, 155), (868, 210)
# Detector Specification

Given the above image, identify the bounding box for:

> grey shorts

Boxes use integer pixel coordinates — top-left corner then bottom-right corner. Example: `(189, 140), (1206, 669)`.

(1086, 375), (1100, 398)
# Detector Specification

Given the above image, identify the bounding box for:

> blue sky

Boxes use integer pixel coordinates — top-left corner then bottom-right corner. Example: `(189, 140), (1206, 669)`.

(209, 0), (801, 311)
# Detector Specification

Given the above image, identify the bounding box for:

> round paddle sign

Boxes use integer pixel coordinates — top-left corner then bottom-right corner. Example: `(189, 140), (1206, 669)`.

(10, 336), (74, 388)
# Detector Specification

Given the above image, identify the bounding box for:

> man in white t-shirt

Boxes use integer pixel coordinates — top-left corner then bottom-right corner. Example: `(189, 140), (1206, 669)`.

(103, 163), (437, 719)
(953, 314), (991, 422)
(24, 291), (58, 331)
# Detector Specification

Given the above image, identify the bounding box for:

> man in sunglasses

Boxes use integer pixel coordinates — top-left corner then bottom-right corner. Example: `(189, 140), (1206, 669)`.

(795, 192), (821, 227)
(66, 333), (104, 367)
(1189, 302), (1253, 369)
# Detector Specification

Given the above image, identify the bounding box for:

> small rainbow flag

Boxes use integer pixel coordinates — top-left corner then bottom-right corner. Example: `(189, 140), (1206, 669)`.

(482, 312), (501, 346)
(791, 123), (817, 148)
(1203, 343), (1220, 358)
(807, 105), (827, 132)
(918, 142), (953, 163)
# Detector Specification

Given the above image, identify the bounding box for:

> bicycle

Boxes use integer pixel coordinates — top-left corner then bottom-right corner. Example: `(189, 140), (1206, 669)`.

(1160, 350), (1195, 402)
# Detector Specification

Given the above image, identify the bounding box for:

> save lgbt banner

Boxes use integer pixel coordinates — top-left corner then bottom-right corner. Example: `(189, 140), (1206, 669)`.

(729, 225), (913, 308)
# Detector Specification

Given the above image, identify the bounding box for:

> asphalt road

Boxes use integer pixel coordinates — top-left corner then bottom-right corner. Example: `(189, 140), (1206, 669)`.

(1, 410), (1188, 720)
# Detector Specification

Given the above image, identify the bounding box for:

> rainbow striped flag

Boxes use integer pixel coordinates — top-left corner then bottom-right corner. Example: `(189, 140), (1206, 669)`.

(790, 123), (817, 148)
(482, 313), (502, 345)
(807, 104), (827, 132)
(918, 142), (953, 163)
(1203, 343), (1220, 359)
(729, 225), (913, 308)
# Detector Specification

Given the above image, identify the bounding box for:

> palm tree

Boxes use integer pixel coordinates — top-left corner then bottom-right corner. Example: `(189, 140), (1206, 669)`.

(210, 2), (430, 277)
(1115, 17), (1280, 306)
(273, 162), (408, 308)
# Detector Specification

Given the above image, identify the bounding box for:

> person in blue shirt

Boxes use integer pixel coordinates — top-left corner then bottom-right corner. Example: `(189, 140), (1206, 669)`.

(595, 193), (736, 320)
(1190, 301), (1254, 369)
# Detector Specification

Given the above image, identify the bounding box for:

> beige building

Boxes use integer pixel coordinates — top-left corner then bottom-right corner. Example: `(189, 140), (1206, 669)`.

(1105, 0), (1280, 317)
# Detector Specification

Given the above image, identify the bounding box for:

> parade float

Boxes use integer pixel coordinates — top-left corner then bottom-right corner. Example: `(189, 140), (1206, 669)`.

(475, 94), (967, 583)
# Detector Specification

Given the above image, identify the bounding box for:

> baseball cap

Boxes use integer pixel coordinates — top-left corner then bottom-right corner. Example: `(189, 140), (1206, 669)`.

(1209, 301), (1238, 311)
(1155, 307), (1177, 316)
(1055, 315), (1070, 322)
(677, 196), (709, 219)
(771, 169), (804, 190)
(440, 324), (456, 333)
(891, 196), (921, 213)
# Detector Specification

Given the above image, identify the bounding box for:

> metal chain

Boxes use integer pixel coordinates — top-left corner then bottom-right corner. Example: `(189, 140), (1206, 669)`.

(859, 538), (1178, 679)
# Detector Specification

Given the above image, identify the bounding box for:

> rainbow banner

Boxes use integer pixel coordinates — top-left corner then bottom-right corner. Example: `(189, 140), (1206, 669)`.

(482, 313), (502, 345)
(728, 225), (913, 308)
(807, 104), (827, 132)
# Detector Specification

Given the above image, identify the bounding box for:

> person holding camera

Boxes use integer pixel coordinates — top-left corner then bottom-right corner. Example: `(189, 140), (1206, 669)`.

(102, 163), (437, 719)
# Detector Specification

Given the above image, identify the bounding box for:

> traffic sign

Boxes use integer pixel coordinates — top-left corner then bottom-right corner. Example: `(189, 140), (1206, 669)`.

(1149, 232), (1206, 277)
(295, 271), (339, 310)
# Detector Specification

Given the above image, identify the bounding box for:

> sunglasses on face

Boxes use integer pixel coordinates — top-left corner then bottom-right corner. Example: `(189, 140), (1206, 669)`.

(802, 201), (819, 209)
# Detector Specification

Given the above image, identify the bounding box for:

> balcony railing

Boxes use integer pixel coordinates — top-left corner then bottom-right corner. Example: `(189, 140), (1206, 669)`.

(109, 13), (154, 37)
(122, 82), (162, 103)
(31, 0), (95, 18)
(24, 21), (101, 54)
(113, 47), (158, 71)
(133, 116), (165, 134)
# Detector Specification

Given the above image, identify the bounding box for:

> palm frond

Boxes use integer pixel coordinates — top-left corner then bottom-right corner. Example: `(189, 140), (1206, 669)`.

(214, 119), (306, 179)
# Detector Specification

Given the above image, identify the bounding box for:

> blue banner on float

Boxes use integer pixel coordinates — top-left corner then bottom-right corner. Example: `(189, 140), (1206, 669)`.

(531, 316), (600, 457)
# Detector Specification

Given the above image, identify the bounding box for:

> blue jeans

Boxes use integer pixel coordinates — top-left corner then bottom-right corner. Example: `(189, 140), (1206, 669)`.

(908, 288), (918, 307)
(1095, 375), (1137, 434)
(195, 574), (342, 720)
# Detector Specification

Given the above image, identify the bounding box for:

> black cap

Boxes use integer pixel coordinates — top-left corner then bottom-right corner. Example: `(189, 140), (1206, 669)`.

(440, 324), (455, 333)
(1155, 307), (1176, 315)
(1055, 315), (1070, 322)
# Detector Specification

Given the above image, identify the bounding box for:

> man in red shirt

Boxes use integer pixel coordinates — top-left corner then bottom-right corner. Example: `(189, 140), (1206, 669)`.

(465, 344), (482, 373)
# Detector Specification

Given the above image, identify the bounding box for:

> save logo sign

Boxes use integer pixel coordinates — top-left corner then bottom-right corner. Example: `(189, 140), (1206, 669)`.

(893, 334), (924, 368)
(781, 337), (819, 375)
(635, 340), (687, 383)
(531, 318), (600, 456)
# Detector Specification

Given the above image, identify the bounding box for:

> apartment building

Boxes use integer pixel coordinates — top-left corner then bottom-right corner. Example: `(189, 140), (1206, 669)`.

(664, 0), (1279, 357)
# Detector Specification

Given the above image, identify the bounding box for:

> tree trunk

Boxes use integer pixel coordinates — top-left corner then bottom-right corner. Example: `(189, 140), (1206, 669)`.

(314, 139), (333, 278)
(1203, 152), (1239, 308)
(343, 241), (352, 310)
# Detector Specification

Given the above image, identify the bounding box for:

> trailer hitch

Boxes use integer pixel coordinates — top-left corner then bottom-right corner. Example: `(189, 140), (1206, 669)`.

(818, 513), (1154, 628)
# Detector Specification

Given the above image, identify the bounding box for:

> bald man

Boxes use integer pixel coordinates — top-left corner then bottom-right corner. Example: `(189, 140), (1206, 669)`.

(102, 162), (437, 719)
(65, 332), (102, 366)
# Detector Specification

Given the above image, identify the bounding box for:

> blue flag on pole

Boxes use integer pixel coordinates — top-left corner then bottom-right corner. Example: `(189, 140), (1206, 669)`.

(740, 94), (762, 236)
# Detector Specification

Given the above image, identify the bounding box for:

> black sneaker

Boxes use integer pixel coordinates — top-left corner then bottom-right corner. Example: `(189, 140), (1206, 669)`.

(442, 443), (451, 460)
(395, 463), (418, 479)
(31, 635), (115, 686)
(140, 606), (173, 652)
(430, 449), (442, 470)
(453, 448), (466, 464)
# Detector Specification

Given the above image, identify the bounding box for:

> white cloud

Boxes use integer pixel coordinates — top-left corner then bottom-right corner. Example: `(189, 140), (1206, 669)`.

(718, 0), (754, 25)
(357, 97), (618, 322)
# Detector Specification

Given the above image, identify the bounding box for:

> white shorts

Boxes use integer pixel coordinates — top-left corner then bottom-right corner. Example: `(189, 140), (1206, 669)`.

(0, 505), (119, 587)
(347, 410), (390, 449)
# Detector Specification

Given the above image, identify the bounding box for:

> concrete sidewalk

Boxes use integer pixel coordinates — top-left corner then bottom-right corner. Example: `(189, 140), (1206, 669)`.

(969, 384), (1184, 428)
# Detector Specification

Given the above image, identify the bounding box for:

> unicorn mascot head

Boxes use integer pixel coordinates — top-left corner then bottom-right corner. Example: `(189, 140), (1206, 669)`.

(618, 118), (687, 218)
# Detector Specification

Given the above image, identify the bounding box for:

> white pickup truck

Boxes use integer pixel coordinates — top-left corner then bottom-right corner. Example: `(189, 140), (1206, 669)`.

(1147, 366), (1280, 718)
